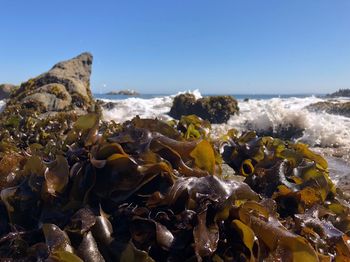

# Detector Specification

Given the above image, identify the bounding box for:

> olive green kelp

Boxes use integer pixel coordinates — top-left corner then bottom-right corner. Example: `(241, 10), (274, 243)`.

(0, 113), (349, 261)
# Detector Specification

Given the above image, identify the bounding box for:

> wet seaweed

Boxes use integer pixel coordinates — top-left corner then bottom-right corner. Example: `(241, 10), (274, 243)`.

(0, 110), (349, 261)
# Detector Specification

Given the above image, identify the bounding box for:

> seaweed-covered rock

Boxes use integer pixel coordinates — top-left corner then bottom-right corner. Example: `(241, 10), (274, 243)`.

(0, 53), (97, 152)
(0, 84), (16, 100)
(6, 52), (95, 114)
(326, 88), (350, 98)
(169, 94), (239, 123)
(307, 101), (350, 117)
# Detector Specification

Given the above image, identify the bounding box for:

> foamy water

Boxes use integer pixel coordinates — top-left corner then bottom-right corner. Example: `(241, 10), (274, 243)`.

(101, 92), (350, 149)
(101, 89), (202, 122)
(219, 96), (350, 148)
(0, 100), (5, 112)
(1, 91), (349, 148)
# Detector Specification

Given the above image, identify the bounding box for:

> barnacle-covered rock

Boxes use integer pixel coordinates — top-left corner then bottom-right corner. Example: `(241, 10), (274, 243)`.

(4, 52), (95, 116)
(0, 53), (99, 154)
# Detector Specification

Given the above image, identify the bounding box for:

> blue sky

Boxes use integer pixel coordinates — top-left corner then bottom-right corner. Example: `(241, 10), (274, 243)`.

(0, 0), (349, 94)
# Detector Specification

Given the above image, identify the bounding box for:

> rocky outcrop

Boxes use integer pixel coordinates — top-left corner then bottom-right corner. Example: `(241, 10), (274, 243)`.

(0, 52), (97, 150)
(169, 93), (239, 123)
(326, 89), (350, 98)
(307, 101), (350, 117)
(5, 52), (95, 115)
(0, 84), (17, 100)
(106, 89), (139, 96)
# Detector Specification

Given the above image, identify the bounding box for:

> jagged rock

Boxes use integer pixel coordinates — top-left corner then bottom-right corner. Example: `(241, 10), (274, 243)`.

(307, 101), (350, 117)
(169, 94), (239, 124)
(326, 89), (350, 98)
(0, 84), (17, 100)
(6, 52), (94, 114)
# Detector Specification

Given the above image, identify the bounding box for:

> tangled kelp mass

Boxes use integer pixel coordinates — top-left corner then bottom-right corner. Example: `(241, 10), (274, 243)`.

(0, 111), (349, 261)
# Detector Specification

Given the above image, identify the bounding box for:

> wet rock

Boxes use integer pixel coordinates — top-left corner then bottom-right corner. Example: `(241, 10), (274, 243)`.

(252, 124), (305, 141)
(307, 101), (350, 117)
(169, 94), (239, 124)
(101, 101), (117, 110)
(326, 89), (350, 98)
(0, 84), (17, 100)
(6, 52), (95, 115)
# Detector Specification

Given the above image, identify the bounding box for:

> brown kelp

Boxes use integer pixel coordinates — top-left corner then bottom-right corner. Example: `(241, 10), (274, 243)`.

(0, 111), (349, 261)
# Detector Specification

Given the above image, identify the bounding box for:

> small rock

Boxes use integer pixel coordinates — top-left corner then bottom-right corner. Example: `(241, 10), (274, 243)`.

(0, 84), (17, 100)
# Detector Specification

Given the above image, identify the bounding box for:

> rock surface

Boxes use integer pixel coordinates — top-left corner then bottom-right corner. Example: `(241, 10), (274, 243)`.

(326, 89), (350, 98)
(6, 52), (95, 115)
(0, 84), (17, 100)
(169, 93), (239, 123)
(307, 101), (350, 117)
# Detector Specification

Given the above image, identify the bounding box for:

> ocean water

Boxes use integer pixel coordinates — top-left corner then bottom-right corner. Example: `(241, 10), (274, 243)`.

(98, 90), (350, 148)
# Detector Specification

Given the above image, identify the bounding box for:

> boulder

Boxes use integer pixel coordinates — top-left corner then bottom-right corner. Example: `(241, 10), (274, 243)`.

(0, 84), (17, 100)
(169, 94), (239, 124)
(6, 52), (94, 115)
(306, 101), (350, 117)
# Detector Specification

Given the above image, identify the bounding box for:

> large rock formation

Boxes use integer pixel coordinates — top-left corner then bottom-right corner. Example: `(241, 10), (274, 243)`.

(169, 93), (239, 123)
(5, 52), (95, 116)
(307, 101), (350, 117)
(0, 84), (16, 100)
(326, 89), (350, 98)
(0, 52), (97, 150)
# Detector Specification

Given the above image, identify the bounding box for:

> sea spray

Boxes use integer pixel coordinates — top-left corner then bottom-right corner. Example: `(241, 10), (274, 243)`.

(100, 91), (350, 148)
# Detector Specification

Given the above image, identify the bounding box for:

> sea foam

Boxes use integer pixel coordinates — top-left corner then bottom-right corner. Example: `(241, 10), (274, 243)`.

(101, 92), (350, 148)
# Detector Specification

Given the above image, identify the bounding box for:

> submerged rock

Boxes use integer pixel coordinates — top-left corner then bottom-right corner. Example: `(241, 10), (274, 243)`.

(307, 101), (350, 117)
(169, 93), (239, 123)
(0, 84), (17, 100)
(253, 124), (305, 141)
(5, 52), (95, 115)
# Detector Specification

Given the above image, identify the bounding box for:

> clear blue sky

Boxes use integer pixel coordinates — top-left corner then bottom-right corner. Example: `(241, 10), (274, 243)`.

(0, 0), (349, 94)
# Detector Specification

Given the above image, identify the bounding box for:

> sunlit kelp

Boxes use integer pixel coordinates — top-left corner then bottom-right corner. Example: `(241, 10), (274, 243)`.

(0, 111), (349, 261)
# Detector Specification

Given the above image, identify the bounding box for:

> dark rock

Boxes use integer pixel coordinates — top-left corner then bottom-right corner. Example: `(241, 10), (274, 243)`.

(306, 101), (350, 117)
(4, 52), (95, 116)
(0, 84), (17, 100)
(243, 98), (249, 102)
(326, 89), (350, 98)
(169, 94), (239, 124)
(252, 124), (304, 141)
(102, 102), (117, 110)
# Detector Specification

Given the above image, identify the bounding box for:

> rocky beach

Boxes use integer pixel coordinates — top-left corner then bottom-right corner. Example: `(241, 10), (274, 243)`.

(0, 53), (349, 261)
